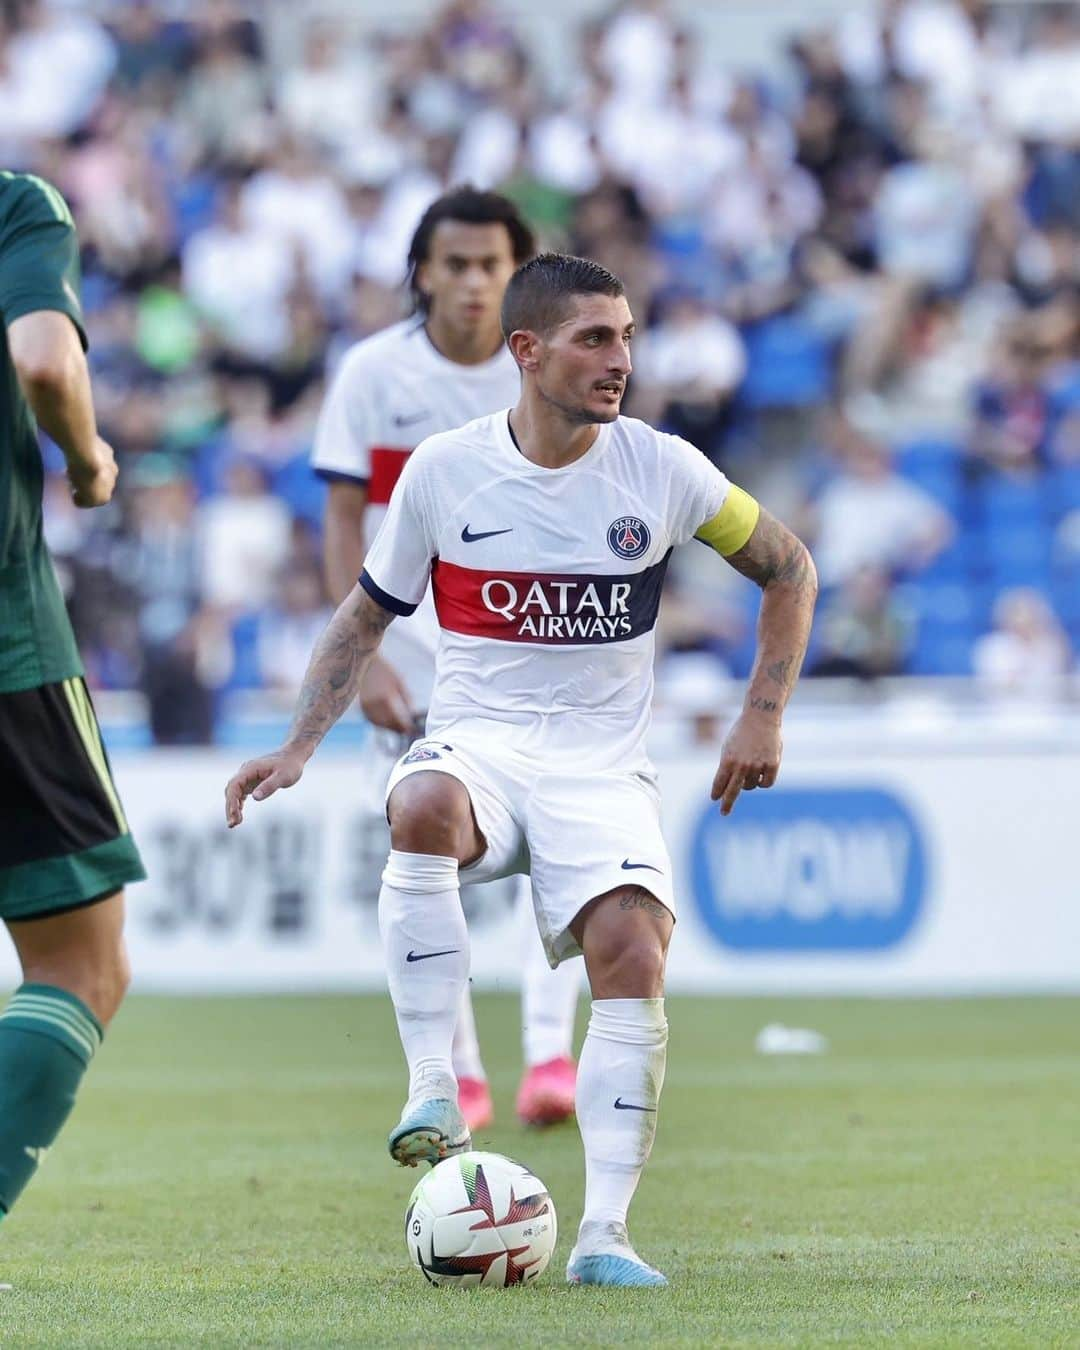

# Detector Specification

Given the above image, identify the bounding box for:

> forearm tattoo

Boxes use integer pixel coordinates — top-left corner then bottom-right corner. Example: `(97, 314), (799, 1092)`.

(287, 589), (394, 752)
(724, 509), (818, 712)
(765, 655), (796, 692)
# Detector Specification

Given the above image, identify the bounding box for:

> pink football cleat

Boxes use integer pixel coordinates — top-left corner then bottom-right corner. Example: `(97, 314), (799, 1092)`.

(516, 1056), (577, 1127)
(457, 1076), (494, 1132)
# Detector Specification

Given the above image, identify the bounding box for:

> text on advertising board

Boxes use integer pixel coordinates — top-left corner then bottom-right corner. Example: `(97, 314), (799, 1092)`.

(690, 787), (928, 952)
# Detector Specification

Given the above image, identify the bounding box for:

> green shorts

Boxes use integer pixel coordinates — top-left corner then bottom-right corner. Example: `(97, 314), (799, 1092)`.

(0, 677), (146, 921)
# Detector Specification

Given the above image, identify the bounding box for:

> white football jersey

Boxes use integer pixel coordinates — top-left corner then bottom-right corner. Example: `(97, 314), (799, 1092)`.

(311, 318), (521, 706)
(361, 412), (746, 771)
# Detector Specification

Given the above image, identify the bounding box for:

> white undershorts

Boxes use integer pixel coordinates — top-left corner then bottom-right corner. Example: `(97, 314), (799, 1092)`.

(384, 721), (675, 966)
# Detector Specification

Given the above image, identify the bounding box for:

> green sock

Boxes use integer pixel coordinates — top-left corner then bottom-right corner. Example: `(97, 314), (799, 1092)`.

(0, 983), (102, 1217)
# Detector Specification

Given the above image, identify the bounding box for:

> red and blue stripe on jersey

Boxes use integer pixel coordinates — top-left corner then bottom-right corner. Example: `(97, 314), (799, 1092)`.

(315, 446), (412, 502)
(367, 447), (412, 505)
(429, 554), (672, 645)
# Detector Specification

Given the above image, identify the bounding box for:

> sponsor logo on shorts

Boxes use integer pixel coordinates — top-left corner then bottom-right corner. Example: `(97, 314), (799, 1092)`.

(406, 948), (460, 962)
(691, 787), (928, 952)
(607, 516), (651, 560)
(613, 1098), (656, 1112)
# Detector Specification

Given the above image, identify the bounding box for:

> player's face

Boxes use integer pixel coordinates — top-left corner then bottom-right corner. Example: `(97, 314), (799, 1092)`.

(536, 294), (635, 425)
(417, 221), (518, 337)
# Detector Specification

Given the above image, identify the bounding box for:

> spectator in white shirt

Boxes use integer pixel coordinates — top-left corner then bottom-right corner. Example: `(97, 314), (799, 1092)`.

(240, 139), (355, 303)
(973, 587), (1071, 699)
(0, 0), (115, 140)
(182, 179), (295, 361)
(809, 418), (954, 586)
(197, 457), (292, 614)
(277, 21), (380, 159)
(631, 290), (746, 453)
(873, 138), (979, 291)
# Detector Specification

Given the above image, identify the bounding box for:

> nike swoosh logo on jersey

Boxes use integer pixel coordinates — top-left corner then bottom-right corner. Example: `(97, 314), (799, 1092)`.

(392, 410), (431, 427)
(406, 948), (460, 962)
(621, 859), (662, 873)
(461, 525), (514, 543)
(613, 1098), (656, 1112)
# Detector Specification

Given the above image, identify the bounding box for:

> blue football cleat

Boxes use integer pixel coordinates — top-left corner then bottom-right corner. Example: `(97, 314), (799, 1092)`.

(388, 1097), (471, 1168)
(566, 1252), (669, 1287)
(566, 1222), (668, 1287)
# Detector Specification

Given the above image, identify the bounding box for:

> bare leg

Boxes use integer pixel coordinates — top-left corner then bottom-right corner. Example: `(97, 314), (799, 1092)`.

(8, 891), (129, 1026)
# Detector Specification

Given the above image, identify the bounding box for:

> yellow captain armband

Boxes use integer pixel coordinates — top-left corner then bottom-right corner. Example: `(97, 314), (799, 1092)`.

(694, 484), (760, 556)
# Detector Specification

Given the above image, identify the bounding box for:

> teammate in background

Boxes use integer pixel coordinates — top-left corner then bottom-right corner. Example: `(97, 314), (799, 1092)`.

(312, 188), (582, 1131)
(225, 254), (817, 1287)
(0, 172), (145, 1227)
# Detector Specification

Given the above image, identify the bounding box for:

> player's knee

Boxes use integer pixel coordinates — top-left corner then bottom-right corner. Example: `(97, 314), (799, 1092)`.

(388, 773), (474, 857)
(79, 944), (129, 1025)
(21, 941), (129, 1026)
(588, 933), (667, 999)
(106, 942), (132, 1018)
(83, 943), (129, 1025)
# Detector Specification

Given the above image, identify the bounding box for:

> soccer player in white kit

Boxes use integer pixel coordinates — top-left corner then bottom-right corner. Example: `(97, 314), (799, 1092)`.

(311, 188), (582, 1131)
(225, 255), (817, 1287)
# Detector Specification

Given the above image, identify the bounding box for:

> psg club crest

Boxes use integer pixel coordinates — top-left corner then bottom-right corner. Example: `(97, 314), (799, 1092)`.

(607, 516), (651, 560)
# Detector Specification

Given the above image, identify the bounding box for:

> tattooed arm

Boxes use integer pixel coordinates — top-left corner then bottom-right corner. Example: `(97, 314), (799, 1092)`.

(726, 507), (817, 719)
(712, 508), (817, 815)
(225, 584), (395, 826)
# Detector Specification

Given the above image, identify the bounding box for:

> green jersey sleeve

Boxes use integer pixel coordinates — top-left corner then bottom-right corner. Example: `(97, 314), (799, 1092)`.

(0, 172), (87, 350)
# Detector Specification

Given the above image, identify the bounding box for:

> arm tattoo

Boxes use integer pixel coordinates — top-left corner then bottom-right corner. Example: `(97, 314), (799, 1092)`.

(724, 508), (818, 715)
(618, 887), (669, 919)
(725, 509), (816, 596)
(285, 588), (394, 753)
(765, 656), (795, 690)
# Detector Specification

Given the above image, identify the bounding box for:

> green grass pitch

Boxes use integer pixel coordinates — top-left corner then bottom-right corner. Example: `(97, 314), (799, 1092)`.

(0, 994), (1076, 1347)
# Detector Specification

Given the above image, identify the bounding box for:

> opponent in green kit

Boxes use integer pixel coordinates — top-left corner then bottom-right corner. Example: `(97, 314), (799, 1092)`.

(0, 171), (145, 1225)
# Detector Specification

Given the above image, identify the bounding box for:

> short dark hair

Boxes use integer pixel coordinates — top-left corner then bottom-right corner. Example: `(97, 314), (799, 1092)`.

(500, 253), (625, 340)
(406, 186), (536, 312)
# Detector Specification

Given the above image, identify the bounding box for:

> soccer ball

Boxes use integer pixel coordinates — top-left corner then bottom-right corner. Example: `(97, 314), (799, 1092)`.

(405, 1151), (557, 1288)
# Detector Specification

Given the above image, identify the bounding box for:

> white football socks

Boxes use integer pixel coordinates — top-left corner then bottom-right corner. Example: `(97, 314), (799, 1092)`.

(521, 887), (582, 1065)
(451, 985), (486, 1082)
(575, 998), (668, 1243)
(378, 850), (468, 1108)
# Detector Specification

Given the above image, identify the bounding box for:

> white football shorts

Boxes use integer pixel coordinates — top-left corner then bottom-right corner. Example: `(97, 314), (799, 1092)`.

(384, 719), (675, 966)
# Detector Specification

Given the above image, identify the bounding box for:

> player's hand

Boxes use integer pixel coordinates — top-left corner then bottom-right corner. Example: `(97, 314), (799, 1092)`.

(711, 710), (783, 816)
(225, 747), (308, 827)
(66, 436), (118, 508)
(359, 655), (415, 734)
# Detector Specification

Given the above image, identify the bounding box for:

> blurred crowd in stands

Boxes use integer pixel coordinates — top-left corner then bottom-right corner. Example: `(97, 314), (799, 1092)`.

(4, 0), (1080, 741)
